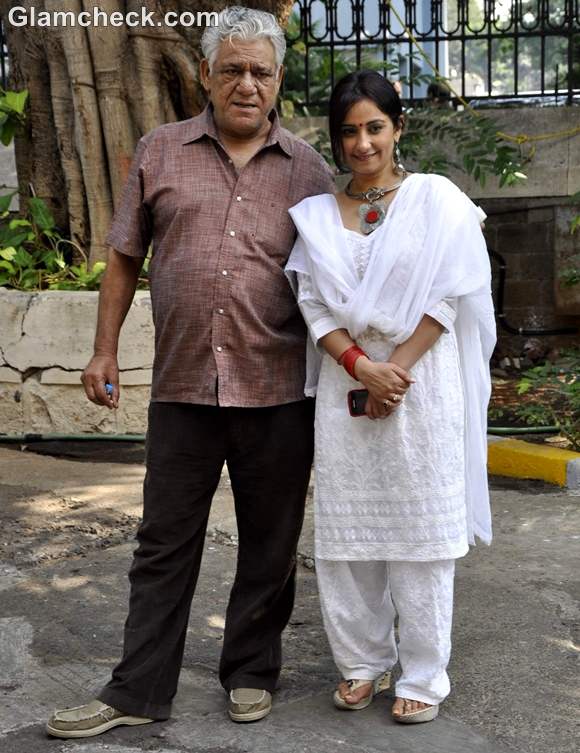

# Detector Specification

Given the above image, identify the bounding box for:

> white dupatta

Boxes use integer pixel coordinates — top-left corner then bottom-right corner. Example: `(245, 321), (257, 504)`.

(286, 173), (496, 546)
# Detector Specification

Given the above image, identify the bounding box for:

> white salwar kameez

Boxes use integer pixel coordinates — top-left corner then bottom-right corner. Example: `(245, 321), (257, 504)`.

(286, 174), (496, 703)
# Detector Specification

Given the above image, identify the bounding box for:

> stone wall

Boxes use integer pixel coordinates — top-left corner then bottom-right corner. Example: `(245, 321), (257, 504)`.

(0, 291), (153, 436)
(480, 198), (580, 353)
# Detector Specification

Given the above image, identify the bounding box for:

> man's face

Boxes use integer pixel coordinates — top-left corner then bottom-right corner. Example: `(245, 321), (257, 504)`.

(200, 38), (283, 139)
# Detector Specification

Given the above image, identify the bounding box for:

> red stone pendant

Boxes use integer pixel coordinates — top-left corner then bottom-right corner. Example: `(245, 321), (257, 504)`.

(359, 202), (387, 234)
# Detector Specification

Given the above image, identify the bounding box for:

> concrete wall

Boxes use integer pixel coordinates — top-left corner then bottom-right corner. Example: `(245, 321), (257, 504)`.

(0, 291), (153, 436)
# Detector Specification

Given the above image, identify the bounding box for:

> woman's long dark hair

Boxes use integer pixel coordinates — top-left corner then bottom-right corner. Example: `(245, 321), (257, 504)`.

(328, 70), (403, 172)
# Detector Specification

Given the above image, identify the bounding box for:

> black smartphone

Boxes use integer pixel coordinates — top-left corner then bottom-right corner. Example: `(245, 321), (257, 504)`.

(347, 389), (369, 417)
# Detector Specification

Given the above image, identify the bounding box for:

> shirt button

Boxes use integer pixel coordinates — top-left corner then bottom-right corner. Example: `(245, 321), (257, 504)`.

(216, 346), (223, 352)
(229, 230), (236, 237)
(236, 196), (242, 202)
(222, 270), (228, 276)
(218, 308), (225, 314)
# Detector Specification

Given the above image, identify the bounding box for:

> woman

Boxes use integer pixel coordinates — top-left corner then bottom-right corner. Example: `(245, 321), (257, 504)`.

(286, 71), (495, 724)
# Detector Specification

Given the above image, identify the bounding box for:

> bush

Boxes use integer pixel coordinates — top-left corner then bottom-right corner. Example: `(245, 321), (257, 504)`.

(516, 349), (580, 451)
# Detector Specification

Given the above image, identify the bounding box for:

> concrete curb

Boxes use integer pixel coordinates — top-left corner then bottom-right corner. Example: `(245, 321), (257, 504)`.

(487, 435), (580, 490)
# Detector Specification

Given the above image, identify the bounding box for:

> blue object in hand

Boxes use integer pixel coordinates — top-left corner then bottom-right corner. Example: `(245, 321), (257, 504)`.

(105, 382), (114, 397)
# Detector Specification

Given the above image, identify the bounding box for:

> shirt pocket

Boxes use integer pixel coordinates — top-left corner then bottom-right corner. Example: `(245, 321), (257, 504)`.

(253, 201), (297, 266)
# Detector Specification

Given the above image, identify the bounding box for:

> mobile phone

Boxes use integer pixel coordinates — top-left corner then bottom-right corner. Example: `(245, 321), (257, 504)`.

(347, 389), (369, 417)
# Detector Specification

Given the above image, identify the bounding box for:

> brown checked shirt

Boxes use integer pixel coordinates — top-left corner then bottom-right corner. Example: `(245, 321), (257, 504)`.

(107, 106), (335, 407)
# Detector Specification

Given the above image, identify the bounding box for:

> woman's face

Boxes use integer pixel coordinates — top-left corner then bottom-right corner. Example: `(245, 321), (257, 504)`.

(340, 98), (401, 177)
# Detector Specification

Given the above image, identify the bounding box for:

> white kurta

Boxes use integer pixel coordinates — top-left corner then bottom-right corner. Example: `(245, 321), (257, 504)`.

(286, 174), (496, 550)
(298, 229), (468, 561)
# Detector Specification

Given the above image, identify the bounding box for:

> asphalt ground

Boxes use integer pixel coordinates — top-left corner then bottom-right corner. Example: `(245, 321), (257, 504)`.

(0, 442), (579, 753)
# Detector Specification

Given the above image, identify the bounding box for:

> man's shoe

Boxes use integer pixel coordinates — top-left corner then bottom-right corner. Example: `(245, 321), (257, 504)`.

(228, 688), (272, 723)
(46, 699), (154, 738)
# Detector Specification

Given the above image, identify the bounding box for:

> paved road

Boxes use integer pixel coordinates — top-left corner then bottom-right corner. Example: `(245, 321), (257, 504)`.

(0, 444), (578, 753)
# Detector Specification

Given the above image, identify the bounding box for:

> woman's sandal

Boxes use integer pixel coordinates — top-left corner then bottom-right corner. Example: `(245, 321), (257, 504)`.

(333, 671), (391, 711)
(392, 698), (439, 724)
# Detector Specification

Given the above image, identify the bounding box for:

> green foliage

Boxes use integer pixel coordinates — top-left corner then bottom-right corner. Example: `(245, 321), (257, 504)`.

(401, 104), (527, 188)
(0, 87), (118, 291)
(487, 406), (506, 422)
(516, 349), (580, 451)
(0, 196), (106, 291)
(0, 88), (28, 146)
(559, 255), (580, 288)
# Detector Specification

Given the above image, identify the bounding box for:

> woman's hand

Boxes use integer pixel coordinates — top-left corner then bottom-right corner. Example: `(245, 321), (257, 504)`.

(365, 393), (399, 420)
(355, 358), (414, 402)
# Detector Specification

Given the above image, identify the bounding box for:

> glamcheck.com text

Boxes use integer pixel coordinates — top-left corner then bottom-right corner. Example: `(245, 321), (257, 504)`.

(7, 6), (218, 28)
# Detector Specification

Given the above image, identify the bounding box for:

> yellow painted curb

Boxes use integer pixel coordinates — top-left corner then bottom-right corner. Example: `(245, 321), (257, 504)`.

(487, 438), (580, 487)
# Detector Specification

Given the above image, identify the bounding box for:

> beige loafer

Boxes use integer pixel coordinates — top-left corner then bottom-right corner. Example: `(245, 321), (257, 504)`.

(46, 699), (154, 739)
(333, 670), (391, 710)
(228, 688), (272, 723)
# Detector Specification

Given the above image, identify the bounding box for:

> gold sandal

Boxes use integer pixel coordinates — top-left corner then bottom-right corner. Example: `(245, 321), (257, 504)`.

(333, 671), (391, 711)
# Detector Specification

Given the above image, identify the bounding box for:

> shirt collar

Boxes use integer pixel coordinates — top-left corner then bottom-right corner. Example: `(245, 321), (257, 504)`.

(181, 104), (294, 158)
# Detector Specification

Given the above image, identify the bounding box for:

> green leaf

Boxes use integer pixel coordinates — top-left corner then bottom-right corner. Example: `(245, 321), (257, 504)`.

(0, 246), (17, 261)
(19, 269), (41, 289)
(2, 89), (29, 115)
(0, 191), (16, 214)
(0, 120), (16, 147)
(28, 198), (55, 231)
(8, 218), (32, 230)
(0, 259), (16, 273)
(291, 41), (307, 55)
(0, 230), (30, 248)
(13, 248), (34, 267)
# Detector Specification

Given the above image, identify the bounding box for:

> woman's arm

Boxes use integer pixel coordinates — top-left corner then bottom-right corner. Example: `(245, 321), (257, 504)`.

(388, 314), (445, 371)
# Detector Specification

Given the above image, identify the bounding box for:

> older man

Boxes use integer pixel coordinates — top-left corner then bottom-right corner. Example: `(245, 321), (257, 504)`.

(46, 6), (334, 738)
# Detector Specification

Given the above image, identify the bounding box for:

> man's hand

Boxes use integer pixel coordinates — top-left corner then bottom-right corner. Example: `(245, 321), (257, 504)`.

(81, 354), (120, 409)
(355, 358), (414, 403)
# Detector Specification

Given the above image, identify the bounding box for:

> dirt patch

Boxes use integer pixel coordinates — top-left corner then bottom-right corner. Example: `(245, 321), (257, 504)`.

(0, 483), (140, 566)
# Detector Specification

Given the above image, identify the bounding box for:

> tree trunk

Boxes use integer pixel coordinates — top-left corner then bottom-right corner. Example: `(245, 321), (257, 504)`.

(0, 0), (295, 263)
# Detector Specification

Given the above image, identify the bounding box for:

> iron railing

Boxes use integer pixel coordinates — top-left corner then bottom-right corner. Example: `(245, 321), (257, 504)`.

(285, 1), (580, 107)
(0, 19), (8, 90)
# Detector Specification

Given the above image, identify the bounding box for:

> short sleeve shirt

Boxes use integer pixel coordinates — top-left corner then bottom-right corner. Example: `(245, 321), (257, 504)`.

(106, 106), (335, 407)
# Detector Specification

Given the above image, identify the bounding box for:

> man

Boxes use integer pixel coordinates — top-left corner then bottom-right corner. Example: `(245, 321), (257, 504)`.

(46, 6), (334, 739)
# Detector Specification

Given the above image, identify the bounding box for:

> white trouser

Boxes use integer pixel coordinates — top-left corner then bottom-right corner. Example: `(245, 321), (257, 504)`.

(316, 559), (455, 705)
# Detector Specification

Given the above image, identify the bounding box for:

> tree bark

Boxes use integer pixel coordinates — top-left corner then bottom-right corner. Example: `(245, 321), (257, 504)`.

(0, 0), (295, 263)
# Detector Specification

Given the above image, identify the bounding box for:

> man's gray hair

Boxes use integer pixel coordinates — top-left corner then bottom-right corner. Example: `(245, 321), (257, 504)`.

(201, 6), (286, 70)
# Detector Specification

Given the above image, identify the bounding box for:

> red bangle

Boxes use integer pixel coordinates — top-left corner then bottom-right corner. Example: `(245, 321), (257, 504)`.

(338, 345), (367, 380)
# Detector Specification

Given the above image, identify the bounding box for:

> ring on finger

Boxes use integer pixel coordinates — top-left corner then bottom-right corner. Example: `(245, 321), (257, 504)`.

(391, 394), (402, 403)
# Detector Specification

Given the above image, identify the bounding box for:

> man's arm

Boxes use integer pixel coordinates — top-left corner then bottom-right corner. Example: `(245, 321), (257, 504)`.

(81, 248), (144, 409)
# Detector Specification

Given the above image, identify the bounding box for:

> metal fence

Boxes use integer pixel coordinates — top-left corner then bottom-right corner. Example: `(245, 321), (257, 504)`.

(0, 20), (8, 90)
(285, 0), (580, 107)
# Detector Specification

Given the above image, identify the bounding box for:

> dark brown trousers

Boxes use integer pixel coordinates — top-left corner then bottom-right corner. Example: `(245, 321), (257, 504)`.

(98, 400), (314, 719)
